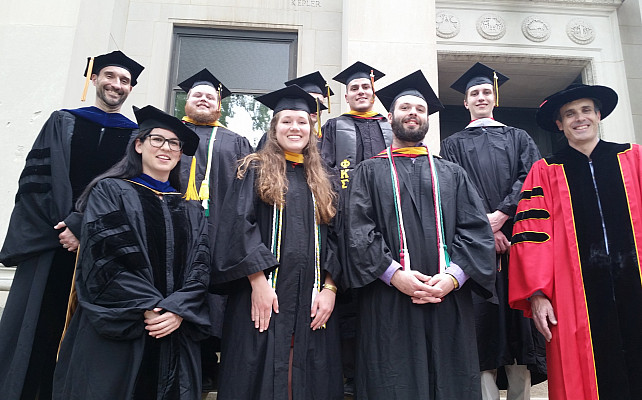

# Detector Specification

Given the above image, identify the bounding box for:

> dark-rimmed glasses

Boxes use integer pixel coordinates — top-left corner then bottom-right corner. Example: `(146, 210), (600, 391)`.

(146, 134), (183, 151)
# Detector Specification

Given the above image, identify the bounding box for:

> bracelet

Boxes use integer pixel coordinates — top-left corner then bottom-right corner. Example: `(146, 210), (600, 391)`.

(322, 283), (338, 293)
(446, 273), (459, 290)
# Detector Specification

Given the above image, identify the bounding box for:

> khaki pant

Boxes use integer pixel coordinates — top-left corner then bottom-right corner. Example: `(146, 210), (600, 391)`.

(481, 361), (531, 400)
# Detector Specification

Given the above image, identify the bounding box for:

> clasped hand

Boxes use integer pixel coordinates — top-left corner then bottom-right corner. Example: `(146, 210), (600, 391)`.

(390, 269), (455, 304)
(144, 308), (183, 338)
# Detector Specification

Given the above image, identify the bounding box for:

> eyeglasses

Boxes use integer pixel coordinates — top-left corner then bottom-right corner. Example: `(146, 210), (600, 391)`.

(146, 134), (183, 151)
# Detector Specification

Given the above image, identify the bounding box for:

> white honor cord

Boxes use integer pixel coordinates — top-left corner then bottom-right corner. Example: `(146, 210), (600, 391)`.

(426, 151), (447, 274)
(387, 147), (411, 271)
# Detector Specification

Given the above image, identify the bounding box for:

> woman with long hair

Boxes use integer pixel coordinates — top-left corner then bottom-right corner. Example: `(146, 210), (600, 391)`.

(212, 85), (343, 399)
(53, 105), (211, 400)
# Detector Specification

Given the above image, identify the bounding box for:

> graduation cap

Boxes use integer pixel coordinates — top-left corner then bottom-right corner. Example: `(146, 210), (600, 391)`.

(83, 50), (144, 86)
(178, 68), (232, 100)
(450, 62), (508, 106)
(133, 105), (200, 156)
(377, 70), (445, 115)
(333, 61), (385, 86)
(255, 85), (327, 115)
(81, 50), (144, 101)
(285, 71), (334, 97)
(536, 83), (618, 132)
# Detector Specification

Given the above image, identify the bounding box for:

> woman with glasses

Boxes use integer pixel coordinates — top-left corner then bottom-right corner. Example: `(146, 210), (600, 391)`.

(53, 105), (210, 400)
(211, 85), (343, 400)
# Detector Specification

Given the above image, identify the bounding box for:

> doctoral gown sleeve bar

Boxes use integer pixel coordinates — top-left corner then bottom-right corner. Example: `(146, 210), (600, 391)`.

(508, 160), (556, 316)
(76, 179), (164, 340)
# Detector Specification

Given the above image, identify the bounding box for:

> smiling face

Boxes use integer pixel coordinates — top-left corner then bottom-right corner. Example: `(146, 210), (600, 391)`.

(184, 84), (220, 124)
(135, 128), (183, 182)
(389, 95), (430, 147)
(92, 66), (133, 112)
(555, 98), (601, 152)
(345, 78), (374, 112)
(464, 83), (495, 120)
(274, 110), (311, 154)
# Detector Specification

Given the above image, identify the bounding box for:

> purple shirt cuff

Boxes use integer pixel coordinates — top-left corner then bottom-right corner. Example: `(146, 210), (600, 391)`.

(445, 263), (468, 290)
(380, 260), (403, 286)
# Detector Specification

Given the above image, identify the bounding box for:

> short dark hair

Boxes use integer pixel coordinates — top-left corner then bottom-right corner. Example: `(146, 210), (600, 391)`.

(556, 97), (602, 122)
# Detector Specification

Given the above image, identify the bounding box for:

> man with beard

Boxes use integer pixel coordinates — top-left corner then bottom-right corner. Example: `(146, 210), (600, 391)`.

(440, 63), (545, 400)
(0, 50), (144, 400)
(343, 70), (495, 399)
(177, 68), (252, 391)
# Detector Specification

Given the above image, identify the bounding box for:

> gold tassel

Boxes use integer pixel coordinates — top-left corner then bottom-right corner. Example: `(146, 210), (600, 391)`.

(317, 99), (321, 138)
(326, 84), (331, 114)
(81, 57), (94, 102)
(494, 71), (499, 107)
(184, 156), (200, 200)
(217, 84), (222, 112)
(370, 69), (376, 104)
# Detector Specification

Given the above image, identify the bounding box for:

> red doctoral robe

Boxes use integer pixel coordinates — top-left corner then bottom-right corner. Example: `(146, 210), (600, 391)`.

(509, 141), (642, 400)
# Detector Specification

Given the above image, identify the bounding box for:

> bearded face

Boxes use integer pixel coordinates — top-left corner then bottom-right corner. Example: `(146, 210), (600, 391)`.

(184, 85), (221, 124)
(390, 109), (429, 144)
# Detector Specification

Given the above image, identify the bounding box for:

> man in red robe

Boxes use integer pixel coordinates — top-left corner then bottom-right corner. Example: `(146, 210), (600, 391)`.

(509, 83), (642, 400)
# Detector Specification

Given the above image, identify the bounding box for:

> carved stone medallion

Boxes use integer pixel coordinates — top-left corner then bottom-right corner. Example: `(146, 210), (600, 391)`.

(436, 12), (460, 39)
(522, 16), (551, 42)
(477, 14), (506, 40)
(567, 18), (596, 45)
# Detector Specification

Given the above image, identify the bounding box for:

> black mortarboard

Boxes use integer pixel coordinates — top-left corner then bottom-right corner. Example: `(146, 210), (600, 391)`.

(133, 105), (199, 156)
(177, 68), (232, 99)
(536, 83), (618, 132)
(255, 85), (327, 114)
(450, 62), (509, 96)
(84, 50), (144, 86)
(376, 70), (445, 115)
(285, 71), (334, 97)
(333, 61), (385, 86)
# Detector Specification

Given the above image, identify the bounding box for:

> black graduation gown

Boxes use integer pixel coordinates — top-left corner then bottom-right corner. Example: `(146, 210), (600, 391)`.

(53, 178), (210, 400)
(211, 161), (343, 400)
(320, 114), (390, 169)
(440, 125), (547, 380)
(0, 109), (136, 400)
(344, 154), (496, 400)
(179, 122), (252, 337)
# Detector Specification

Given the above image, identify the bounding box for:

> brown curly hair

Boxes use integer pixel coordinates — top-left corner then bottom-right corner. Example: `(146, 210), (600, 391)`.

(237, 111), (336, 224)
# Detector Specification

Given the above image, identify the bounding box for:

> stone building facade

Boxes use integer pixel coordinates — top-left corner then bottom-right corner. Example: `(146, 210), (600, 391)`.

(0, 0), (640, 302)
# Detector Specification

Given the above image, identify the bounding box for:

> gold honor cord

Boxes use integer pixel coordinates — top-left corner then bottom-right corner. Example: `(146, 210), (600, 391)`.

(326, 84), (331, 114)
(494, 71), (499, 107)
(81, 57), (94, 102)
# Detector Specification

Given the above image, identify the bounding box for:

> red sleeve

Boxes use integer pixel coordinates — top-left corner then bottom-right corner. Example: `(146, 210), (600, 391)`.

(508, 160), (555, 317)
